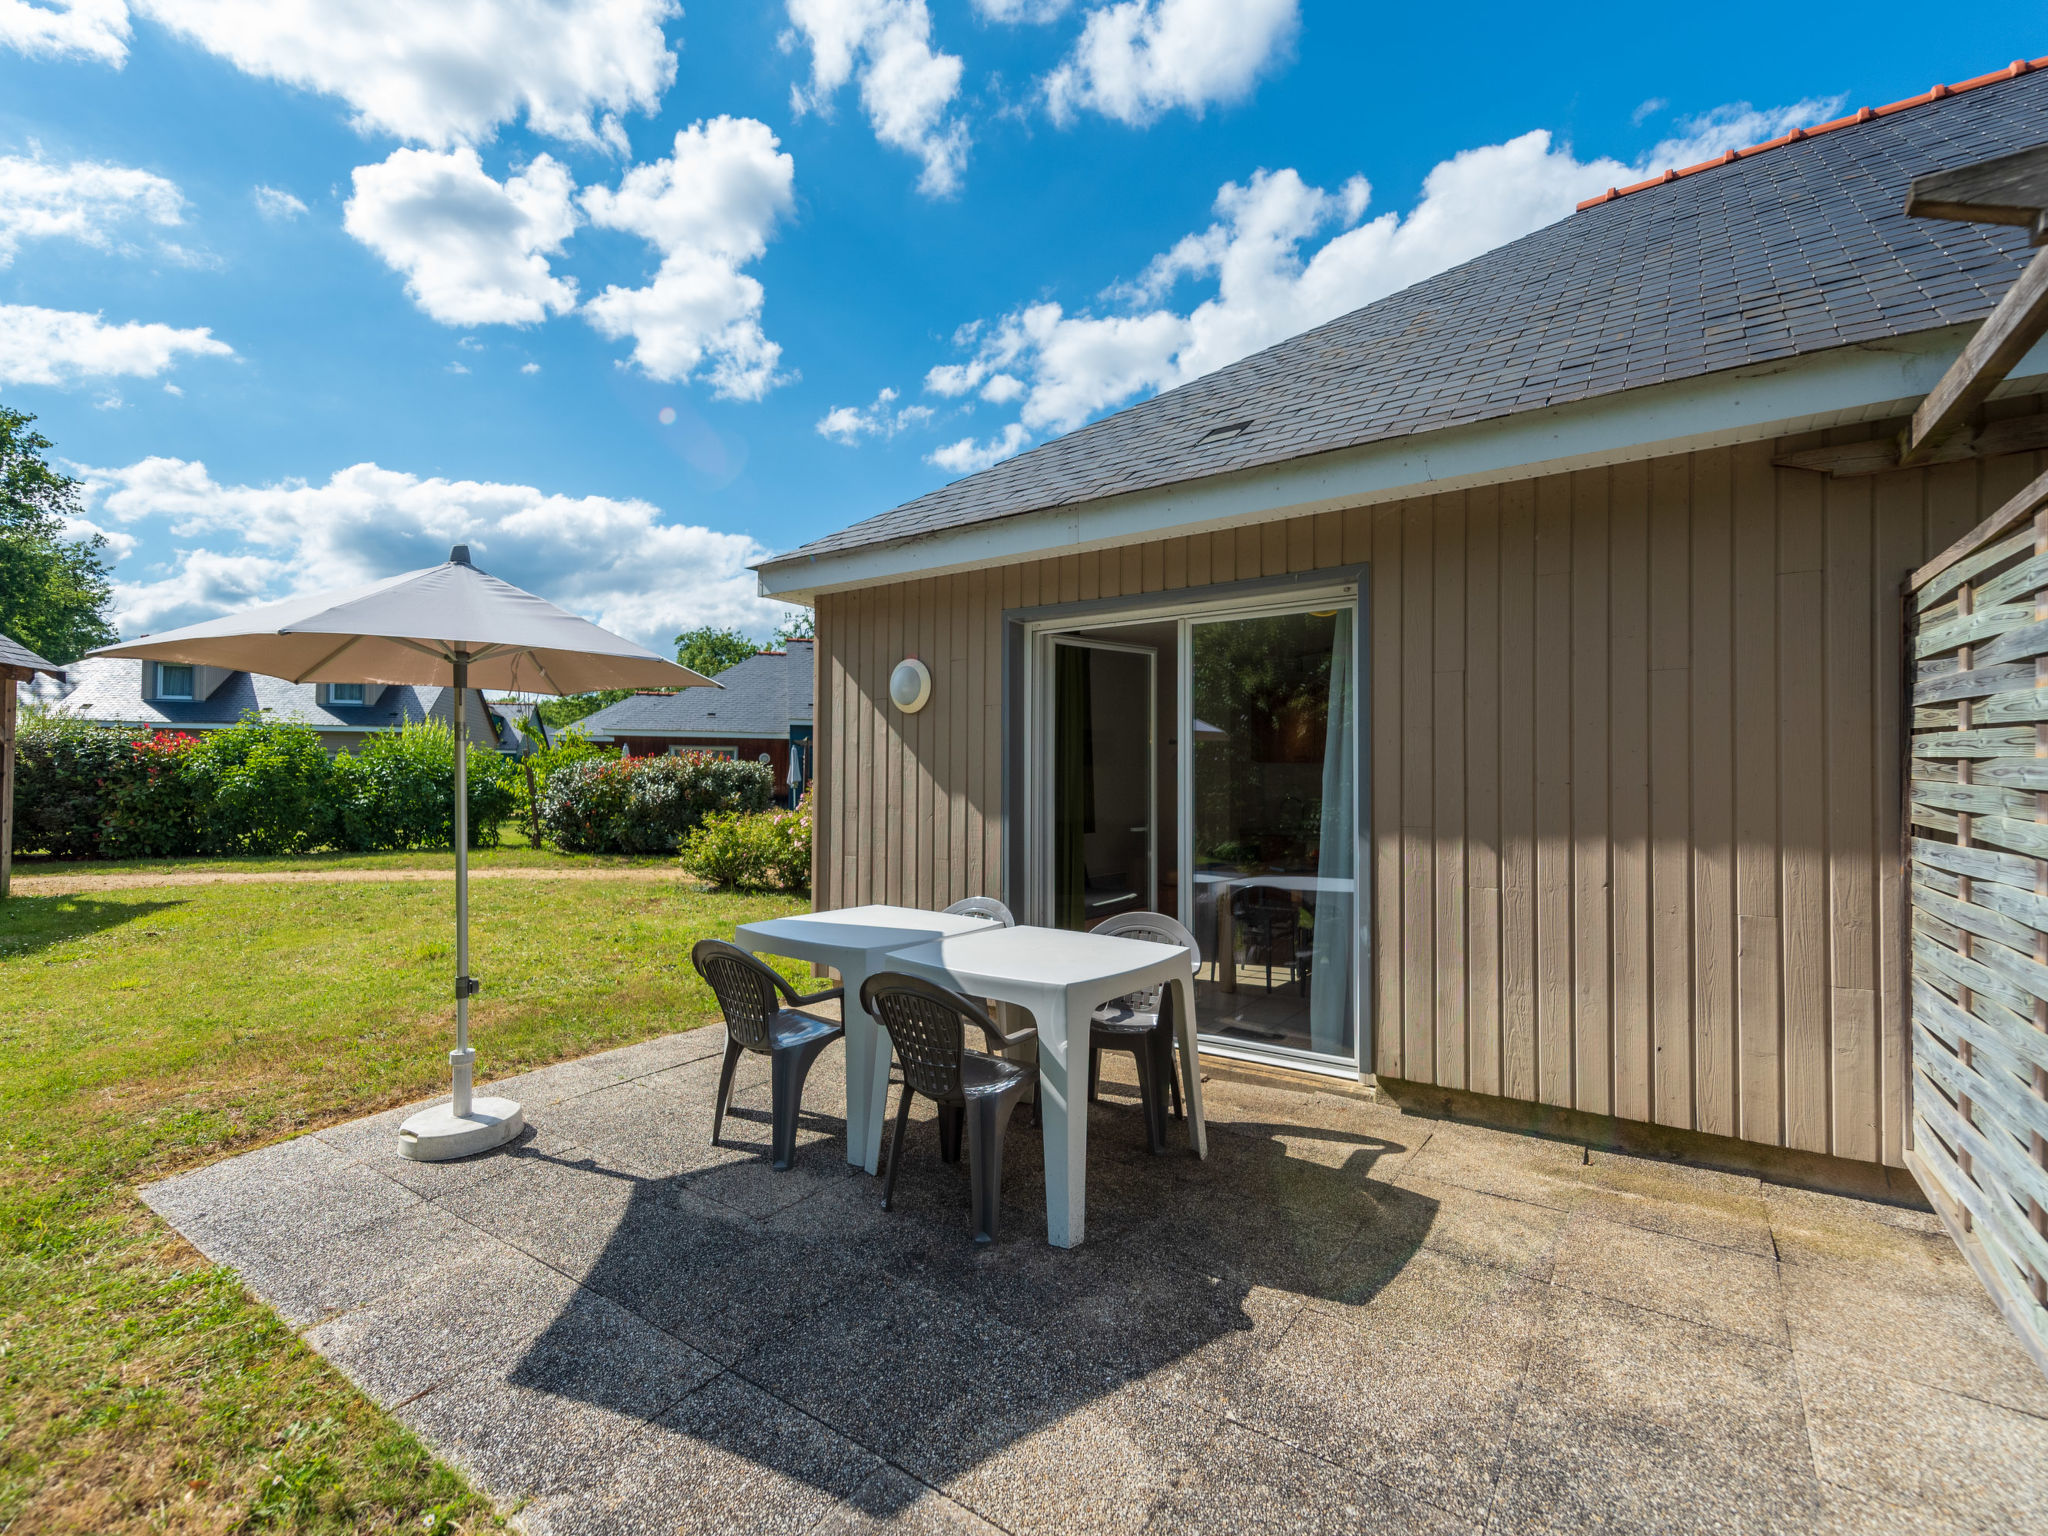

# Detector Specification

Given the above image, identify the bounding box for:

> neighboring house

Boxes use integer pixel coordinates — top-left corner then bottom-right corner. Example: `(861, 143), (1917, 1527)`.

(572, 640), (814, 801)
(20, 657), (538, 757)
(754, 59), (2048, 1188)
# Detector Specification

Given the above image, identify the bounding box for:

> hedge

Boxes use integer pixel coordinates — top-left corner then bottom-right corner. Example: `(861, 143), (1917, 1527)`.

(680, 793), (812, 892)
(537, 752), (772, 855)
(11, 713), (517, 859)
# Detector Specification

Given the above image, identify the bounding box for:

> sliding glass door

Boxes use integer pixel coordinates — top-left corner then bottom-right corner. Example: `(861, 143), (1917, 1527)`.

(1184, 607), (1356, 1062)
(1029, 586), (1362, 1073)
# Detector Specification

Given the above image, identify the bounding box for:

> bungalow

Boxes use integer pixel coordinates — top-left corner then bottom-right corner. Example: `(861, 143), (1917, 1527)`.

(22, 656), (538, 757)
(755, 53), (2048, 1279)
(573, 639), (814, 801)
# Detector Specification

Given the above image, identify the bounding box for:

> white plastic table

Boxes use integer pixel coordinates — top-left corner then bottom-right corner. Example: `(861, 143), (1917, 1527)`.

(883, 924), (1207, 1247)
(732, 905), (993, 1174)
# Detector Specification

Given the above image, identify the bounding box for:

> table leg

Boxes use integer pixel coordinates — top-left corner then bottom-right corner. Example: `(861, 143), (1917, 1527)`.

(1171, 971), (1207, 1157)
(1036, 1000), (1087, 1247)
(839, 967), (892, 1175)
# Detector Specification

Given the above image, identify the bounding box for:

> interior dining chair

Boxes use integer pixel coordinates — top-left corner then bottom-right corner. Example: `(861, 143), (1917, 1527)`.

(859, 971), (1038, 1243)
(690, 939), (846, 1171)
(1086, 910), (1199, 1153)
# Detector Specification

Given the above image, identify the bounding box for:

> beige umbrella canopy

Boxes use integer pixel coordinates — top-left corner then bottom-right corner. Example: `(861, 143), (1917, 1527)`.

(91, 545), (718, 1160)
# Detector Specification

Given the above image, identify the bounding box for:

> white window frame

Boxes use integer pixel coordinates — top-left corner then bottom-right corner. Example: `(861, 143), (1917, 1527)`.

(155, 662), (195, 701)
(668, 743), (737, 759)
(328, 682), (366, 705)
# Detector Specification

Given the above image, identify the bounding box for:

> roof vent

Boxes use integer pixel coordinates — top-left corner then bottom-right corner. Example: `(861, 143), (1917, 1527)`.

(1197, 420), (1253, 445)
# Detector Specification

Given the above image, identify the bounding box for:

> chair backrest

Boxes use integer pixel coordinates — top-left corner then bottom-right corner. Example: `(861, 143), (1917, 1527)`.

(944, 896), (1015, 927)
(860, 971), (988, 1102)
(1090, 910), (1201, 1014)
(692, 939), (785, 1052)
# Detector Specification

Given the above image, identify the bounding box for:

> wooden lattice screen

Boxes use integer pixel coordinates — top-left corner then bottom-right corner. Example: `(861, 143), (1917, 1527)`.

(1907, 467), (2048, 1374)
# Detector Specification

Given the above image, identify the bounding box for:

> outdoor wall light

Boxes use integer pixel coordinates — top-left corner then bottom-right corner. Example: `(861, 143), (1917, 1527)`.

(890, 657), (932, 713)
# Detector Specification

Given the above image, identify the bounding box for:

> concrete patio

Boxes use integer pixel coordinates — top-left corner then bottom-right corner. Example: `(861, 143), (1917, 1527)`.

(142, 1025), (2048, 1535)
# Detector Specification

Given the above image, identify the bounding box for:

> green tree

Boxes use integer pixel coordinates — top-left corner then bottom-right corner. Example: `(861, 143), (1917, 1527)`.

(774, 609), (815, 644)
(674, 624), (760, 677)
(533, 689), (632, 729)
(0, 407), (115, 662)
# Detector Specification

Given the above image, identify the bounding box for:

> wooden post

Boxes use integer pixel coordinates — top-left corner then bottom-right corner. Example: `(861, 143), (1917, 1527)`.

(0, 665), (17, 901)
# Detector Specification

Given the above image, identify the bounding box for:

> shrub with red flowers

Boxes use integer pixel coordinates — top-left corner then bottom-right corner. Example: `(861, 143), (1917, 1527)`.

(103, 730), (209, 857)
(536, 751), (772, 854)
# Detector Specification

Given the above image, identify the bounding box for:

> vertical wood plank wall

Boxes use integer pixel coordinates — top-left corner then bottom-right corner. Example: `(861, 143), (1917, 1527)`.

(812, 414), (2047, 1168)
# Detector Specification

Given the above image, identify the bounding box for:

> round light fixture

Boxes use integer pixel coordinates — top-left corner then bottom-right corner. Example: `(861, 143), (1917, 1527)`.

(890, 657), (932, 713)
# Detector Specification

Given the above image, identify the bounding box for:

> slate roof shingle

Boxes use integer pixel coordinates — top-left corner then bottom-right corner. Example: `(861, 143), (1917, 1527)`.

(768, 70), (2048, 569)
(573, 642), (812, 739)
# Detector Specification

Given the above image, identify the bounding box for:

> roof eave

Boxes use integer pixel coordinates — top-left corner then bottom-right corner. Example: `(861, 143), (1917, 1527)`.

(756, 326), (2047, 603)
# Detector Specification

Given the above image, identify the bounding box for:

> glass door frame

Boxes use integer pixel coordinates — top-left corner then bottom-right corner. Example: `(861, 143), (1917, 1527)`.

(1045, 633), (1160, 926)
(1016, 575), (1369, 1079)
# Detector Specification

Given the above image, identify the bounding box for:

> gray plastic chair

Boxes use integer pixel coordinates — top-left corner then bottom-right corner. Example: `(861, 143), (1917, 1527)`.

(944, 895), (1015, 926)
(691, 939), (845, 1171)
(860, 971), (1038, 1243)
(1087, 910), (1199, 1153)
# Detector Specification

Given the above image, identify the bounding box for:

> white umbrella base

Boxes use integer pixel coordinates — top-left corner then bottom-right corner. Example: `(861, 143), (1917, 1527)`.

(396, 1097), (526, 1161)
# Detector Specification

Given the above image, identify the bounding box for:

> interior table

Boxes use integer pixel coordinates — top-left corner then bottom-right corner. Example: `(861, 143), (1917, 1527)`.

(733, 905), (993, 1174)
(882, 924), (1207, 1247)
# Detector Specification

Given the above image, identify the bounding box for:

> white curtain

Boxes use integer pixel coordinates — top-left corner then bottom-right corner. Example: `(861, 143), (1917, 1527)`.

(1309, 609), (1355, 1056)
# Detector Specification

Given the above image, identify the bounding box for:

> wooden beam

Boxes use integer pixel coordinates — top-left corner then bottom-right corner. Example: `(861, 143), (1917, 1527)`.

(1901, 245), (2048, 467)
(1, 671), (15, 901)
(1909, 465), (2048, 593)
(1905, 143), (2048, 242)
(1775, 410), (2048, 477)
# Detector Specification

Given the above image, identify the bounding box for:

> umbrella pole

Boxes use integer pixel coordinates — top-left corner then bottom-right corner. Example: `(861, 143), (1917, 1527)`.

(451, 653), (473, 1119)
(396, 652), (524, 1160)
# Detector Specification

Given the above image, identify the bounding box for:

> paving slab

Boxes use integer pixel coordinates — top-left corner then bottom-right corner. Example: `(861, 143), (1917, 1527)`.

(1140, 1421), (1476, 1536)
(136, 1027), (2048, 1534)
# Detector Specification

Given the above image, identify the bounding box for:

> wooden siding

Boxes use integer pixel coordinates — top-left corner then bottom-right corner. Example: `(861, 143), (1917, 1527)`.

(812, 410), (2048, 1168)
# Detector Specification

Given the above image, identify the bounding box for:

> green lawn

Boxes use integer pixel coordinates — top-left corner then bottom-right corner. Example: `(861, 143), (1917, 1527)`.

(0, 868), (806, 1534)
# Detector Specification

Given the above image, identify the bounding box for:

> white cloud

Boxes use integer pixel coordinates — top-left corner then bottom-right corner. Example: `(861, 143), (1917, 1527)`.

(929, 422), (1030, 474)
(344, 147), (578, 327)
(135, 0), (679, 149)
(0, 151), (182, 263)
(816, 385), (933, 444)
(252, 184), (307, 220)
(520, 360), (540, 373)
(785, 0), (968, 196)
(162, 381), (181, 394)
(910, 97), (1841, 470)
(0, 0), (128, 63)
(0, 303), (232, 385)
(1043, 0), (1297, 126)
(580, 116), (795, 399)
(971, 0), (1069, 18)
(83, 455), (783, 646)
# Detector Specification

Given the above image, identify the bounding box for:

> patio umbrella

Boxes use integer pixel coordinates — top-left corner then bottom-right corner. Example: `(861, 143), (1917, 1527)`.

(90, 545), (715, 1160)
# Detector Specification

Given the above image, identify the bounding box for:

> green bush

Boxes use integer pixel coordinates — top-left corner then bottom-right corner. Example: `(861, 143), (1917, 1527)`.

(182, 716), (338, 854)
(537, 751), (771, 855)
(11, 712), (517, 859)
(330, 721), (516, 851)
(680, 793), (812, 892)
(103, 730), (209, 858)
(508, 727), (617, 838)
(12, 712), (146, 858)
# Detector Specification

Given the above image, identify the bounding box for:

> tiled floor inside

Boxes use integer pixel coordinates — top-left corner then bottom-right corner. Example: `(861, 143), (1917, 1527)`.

(142, 1027), (2048, 1535)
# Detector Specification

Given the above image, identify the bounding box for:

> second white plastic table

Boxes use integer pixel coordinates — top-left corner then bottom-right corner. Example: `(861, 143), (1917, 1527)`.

(882, 923), (1207, 1247)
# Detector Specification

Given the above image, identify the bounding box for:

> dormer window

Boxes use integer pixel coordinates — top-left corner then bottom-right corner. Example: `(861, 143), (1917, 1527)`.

(329, 682), (366, 705)
(156, 663), (194, 701)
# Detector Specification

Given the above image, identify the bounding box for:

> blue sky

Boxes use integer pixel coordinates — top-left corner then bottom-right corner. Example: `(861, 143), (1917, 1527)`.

(0, 2), (2035, 650)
